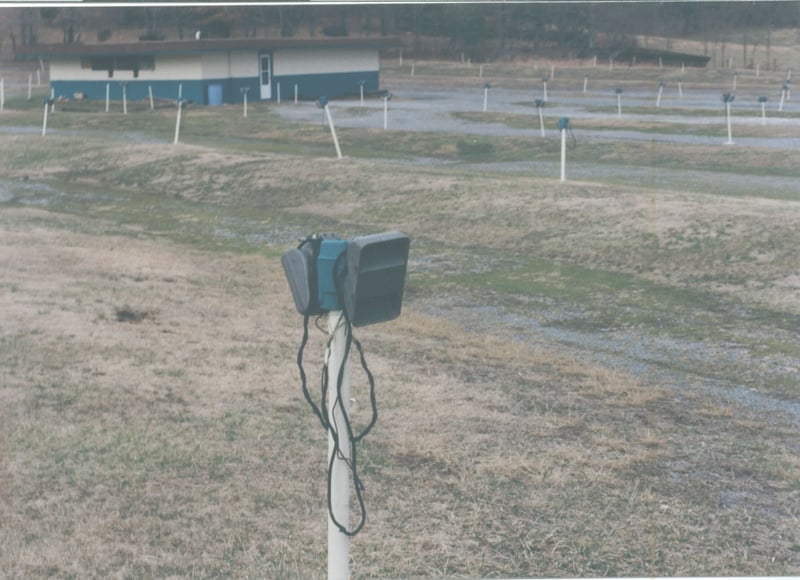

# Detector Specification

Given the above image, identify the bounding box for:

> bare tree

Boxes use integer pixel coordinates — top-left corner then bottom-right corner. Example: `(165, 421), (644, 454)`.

(20, 8), (37, 46)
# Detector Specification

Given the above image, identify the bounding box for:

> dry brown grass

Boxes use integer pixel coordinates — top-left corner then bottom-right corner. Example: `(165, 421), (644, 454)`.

(1, 195), (799, 577)
(1, 50), (800, 576)
(0, 208), (324, 577)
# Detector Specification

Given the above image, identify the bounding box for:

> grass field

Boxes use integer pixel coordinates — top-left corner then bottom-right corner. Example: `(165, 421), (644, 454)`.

(1, 54), (799, 578)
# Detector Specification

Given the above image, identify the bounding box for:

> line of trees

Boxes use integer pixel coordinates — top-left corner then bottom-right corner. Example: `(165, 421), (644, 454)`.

(8, 3), (800, 63)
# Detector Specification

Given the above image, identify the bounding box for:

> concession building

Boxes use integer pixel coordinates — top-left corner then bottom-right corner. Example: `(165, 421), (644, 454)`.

(16, 36), (399, 105)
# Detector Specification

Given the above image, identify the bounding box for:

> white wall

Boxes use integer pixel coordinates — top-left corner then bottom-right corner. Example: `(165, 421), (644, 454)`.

(229, 50), (258, 77)
(273, 48), (378, 75)
(49, 55), (204, 82)
(201, 50), (258, 78)
(201, 52), (228, 77)
(50, 59), (99, 81)
(146, 55), (203, 80)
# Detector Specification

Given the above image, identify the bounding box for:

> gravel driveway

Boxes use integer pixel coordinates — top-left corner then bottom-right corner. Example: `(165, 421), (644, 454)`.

(275, 82), (800, 149)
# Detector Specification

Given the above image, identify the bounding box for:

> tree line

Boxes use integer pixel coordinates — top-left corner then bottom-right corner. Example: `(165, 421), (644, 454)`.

(9, 3), (800, 63)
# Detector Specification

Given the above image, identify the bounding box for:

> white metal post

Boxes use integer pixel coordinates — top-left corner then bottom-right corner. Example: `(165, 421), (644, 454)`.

(538, 107), (545, 137)
(761, 102), (767, 125)
(294, 83), (298, 105)
(324, 104), (343, 159)
(122, 84), (127, 115)
(148, 86), (154, 111)
(327, 312), (351, 580)
(725, 101), (734, 145)
(543, 80), (548, 103)
(560, 127), (567, 182)
(41, 100), (49, 136)
(174, 100), (183, 145)
(360, 83), (364, 106)
(656, 85), (663, 108)
(105, 83), (110, 113)
(277, 82), (281, 104)
(583, 76), (588, 93)
(243, 91), (248, 118)
(678, 81), (683, 98)
(483, 86), (488, 112)
(779, 89), (786, 112)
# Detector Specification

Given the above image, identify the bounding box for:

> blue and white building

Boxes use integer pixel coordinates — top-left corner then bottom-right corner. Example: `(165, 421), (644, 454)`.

(16, 37), (399, 105)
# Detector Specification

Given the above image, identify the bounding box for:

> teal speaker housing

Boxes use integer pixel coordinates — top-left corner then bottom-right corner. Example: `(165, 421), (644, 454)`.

(317, 239), (349, 311)
(282, 231), (410, 324)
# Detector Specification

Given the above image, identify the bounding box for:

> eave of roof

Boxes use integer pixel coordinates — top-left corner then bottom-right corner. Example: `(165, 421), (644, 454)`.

(15, 36), (402, 59)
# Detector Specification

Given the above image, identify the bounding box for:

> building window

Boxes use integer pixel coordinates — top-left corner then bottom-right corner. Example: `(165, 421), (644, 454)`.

(81, 55), (155, 74)
(82, 56), (113, 71)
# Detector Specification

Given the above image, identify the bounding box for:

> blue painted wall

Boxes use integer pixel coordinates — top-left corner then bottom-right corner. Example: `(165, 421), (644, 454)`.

(226, 77), (261, 104)
(52, 79), (206, 104)
(273, 71), (379, 101)
(199, 78), (261, 105)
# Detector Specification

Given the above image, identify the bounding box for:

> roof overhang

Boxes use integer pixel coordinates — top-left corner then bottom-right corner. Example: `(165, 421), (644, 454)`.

(16, 37), (403, 60)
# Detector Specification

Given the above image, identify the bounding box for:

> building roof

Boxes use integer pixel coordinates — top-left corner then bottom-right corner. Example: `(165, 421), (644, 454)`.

(15, 36), (402, 59)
